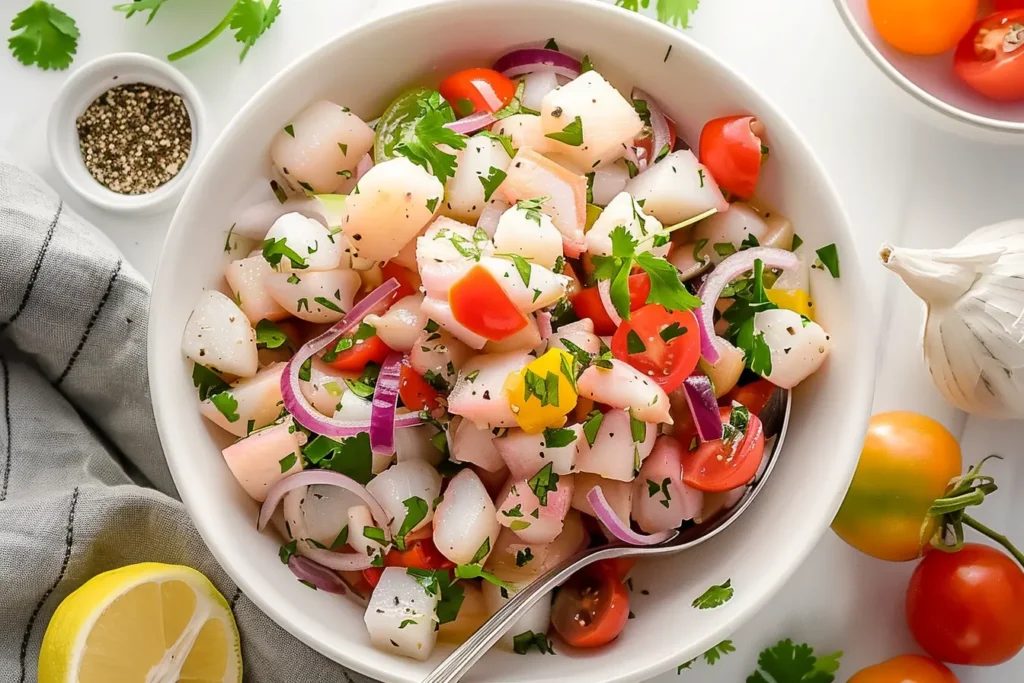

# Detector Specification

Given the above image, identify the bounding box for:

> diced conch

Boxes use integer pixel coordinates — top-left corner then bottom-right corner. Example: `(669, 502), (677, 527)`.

(364, 567), (439, 661)
(221, 418), (303, 501)
(410, 327), (473, 390)
(366, 460), (442, 536)
(482, 580), (553, 651)
(577, 359), (672, 423)
(271, 100), (375, 195)
(438, 583), (488, 645)
(668, 240), (713, 283)
(500, 148), (587, 257)
(448, 351), (531, 428)
(491, 115), (549, 154)
(336, 389), (373, 422)
(224, 256), (288, 324)
(450, 417), (506, 472)
(590, 160), (630, 206)
(182, 290), (259, 378)
(571, 473), (633, 524)
(773, 239), (811, 291)
(348, 504), (387, 559)
(547, 318), (601, 356)
(691, 202), (769, 266)
(495, 474), (575, 544)
(419, 297), (489, 350)
(341, 157), (443, 262)
(632, 436), (703, 533)
(493, 204), (564, 269)
(485, 512), (586, 584)
(493, 425), (582, 481)
(480, 257), (569, 314)
(575, 408), (656, 482)
(625, 150), (727, 226)
(521, 69), (560, 112)
(752, 308), (832, 389)
(299, 484), (357, 548)
(298, 357), (356, 417)
(416, 217), (495, 269)
(363, 294), (426, 354)
(263, 212), (343, 273)
(395, 424), (445, 468)
(264, 269), (361, 323)
(540, 70), (643, 169)
(432, 469), (501, 565)
(442, 135), (513, 224)
(200, 362), (285, 437)
(586, 192), (667, 258)
(483, 314), (542, 354)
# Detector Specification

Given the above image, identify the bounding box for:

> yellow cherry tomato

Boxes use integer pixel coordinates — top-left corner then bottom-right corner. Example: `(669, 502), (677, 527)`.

(766, 288), (814, 320)
(868, 0), (978, 56)
(504, 348), (578, 434)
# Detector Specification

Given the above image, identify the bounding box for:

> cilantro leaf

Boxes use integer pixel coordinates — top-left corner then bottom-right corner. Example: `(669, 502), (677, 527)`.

(394, 496), (428, 550)
(262, 237), (308, 270)
(303, 433), (374, 485)
(506, 253), (532, 287)
(791, 233), (804, 251)
(608, 260), (633, 321)
(746, 639), (842, 683)
(512, 630), (555, 655)
(453, 563), (513, 590)
(545, 115), (584, 146)
(636, 252), (703, 311)
(610, 225), (640, 258)
(9, 1), (79, 70)
(494, 80), (539, 120)
(192, 364), (230, 401)
(475, 130), (516, 158)
(210, 391), (239, 423)
(162, 0), (280, 63)
(393, 91), (467, 184)
(542, 427), (577, 449)
(479, 166), (507, 202)
(692, 579), (733, 609)
(703, 639), (736, 666)
(527, 462), (560, 506)
(515, 547), (534, 567)
(544, 38), (559, 50)
(407, 568), (466, 624)
(660, 322), (687, 343)
(468, 537), (490, 565)
(278, 452), (297, 473)
(815, 243), (840, 278)
(582, 409), (604, 447)
(255, 318), (290, 349)
(112, 0), (167, 22)
(626, 329), (646, 354)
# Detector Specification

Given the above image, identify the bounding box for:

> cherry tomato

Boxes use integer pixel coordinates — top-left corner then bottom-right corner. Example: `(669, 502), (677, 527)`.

(954, 10), (1024, 101)
(324, 334), (391, 372)
(439, 68), (517, 117)
(449, 265), (528, 341)
(594, 558), (636, 582)
(551, 562), (630, 648)
(679, 406), (765, 492)
(868, 0), (978, 55)
(848, 655), (958, 683)
(381, 261), (419, 300)
(362, 537), (456, 588)
(611, 305), (699, 393)
(698, 115), (765, 199)
(571, 273), (651, 336)
(906, 543), (1024, 665)
(995, 0), (1024, 8)
(399, 361), (441, 411)
(722, 378), (775, 416)
(832, 412), (961, 562)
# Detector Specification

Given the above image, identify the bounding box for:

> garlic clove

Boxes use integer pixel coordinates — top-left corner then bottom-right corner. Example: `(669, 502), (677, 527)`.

(879, 242), (1004, 310)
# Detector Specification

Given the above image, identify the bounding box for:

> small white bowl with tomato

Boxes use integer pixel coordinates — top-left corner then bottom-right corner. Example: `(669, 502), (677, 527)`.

(834, 0), (1024, 142)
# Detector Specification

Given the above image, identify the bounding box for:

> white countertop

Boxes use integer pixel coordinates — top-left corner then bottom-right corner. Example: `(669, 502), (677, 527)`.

(3, 0), (1022, 680)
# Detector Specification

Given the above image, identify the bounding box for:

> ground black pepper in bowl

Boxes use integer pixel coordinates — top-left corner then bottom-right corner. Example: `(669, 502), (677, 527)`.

(76, 83), (192, 195)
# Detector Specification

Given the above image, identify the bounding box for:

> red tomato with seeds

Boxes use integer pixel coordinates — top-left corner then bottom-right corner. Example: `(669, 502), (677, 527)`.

(571, 273), (651, 336)
(362, 537), (455, 588)
(551, 562), (630, 648)
(698, 115), (766, 199)
(679, 406), (765, 492)
(954, 10), (1024, 101)
(611, 304), (699, 393)
(722, 378), (776, 416)
(398, 361), (441, 411)
(440, 68), (517, 117)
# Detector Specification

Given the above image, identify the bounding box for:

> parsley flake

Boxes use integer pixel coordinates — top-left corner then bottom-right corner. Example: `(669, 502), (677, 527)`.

(545, 115), (584, 147)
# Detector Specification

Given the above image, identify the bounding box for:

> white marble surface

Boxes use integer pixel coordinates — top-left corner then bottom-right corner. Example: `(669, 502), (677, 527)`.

(2, 0), (1022, 680)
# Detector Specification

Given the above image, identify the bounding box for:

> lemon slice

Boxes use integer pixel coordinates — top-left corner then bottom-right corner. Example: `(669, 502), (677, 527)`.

(39, 563), (241, 683)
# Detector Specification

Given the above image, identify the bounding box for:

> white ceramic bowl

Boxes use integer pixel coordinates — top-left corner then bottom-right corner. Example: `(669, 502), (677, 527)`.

(149, 1), (876, 680)
(834, 0), (1024, 143)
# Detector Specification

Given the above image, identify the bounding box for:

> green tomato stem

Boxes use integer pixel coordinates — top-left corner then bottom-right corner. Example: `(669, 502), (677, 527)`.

(962, 513), (1024, 570)
(167, 6), (234, 62)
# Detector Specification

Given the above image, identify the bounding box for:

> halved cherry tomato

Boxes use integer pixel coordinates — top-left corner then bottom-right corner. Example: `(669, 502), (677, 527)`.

(571, 273), (651, 336)
(399, 360), (440, 411)
(324, 333), (391, 372)
(594, 558), (636, 582)
(362, 537), (456, 588)
(450, 265), (528, 341)
(439, 68), (517, 117)
(848, 655), (958, 683)
(954, 10), (1024, 102)
(611, 304), (699, 393)
(698, 115), (765, 199)
(552, 562), (630, 648)
(996, 0), (1024, 9)
(381, 261), (419, 300)
(722, 378), (775, 416)
(868, 0), (978, 56)
(679, 406), (765, 492)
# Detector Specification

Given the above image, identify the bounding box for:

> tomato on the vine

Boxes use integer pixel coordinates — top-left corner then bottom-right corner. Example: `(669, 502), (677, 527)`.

(439, 68), (517, 117)
(551, 561), (630, 648)
(848, 655), (958, 683)
(698, 115), (766, 199)
(611, 305), (699, 393)
(954, 10), (1024, 102)
(679, 406), (765, 492)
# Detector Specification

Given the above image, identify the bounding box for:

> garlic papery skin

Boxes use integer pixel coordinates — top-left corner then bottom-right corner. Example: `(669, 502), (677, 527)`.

(879, 220), (1024, 419)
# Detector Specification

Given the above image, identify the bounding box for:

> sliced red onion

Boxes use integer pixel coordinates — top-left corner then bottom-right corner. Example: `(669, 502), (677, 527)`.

(260, 470), (391, 537)
(281, 279), (423, 437)
(597, 279), (623, 327)
(682, 375), (722, 441)
(444, 111), (496, 135)
(632, 88), (671, 168)
(695, 247), (799, 363)
(282, 487), (376, 571)
(493, 48), (582, 80)
(536, 310), (553, 340)
(587, 486), (673, 546)
(370, 352), (403, 455)
(354, 154), (374, 181)
(288, 555), (348, 594)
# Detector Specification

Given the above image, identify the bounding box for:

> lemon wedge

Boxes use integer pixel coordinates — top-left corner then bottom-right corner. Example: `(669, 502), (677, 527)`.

(39, 563), (241, 683)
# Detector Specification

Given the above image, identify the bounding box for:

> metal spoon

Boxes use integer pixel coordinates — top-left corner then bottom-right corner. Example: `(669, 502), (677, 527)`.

(423, 388), (791, 683)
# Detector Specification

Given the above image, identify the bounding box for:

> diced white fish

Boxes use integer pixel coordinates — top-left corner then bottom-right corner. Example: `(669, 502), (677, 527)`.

(575, 408), (656, 481)
(493, 204), (564, 269)
(419, 297), (489, 350)
(586, 191), (667, 258)
(300, 484), (360, 548)
(773, 240), (811, 291)
(753, 308), (832, 389)
(443, 135), (513, 224)
(547, 318), (600, 356)
(409, 327), (473, 390)
(485, 512), (585, 584)
(364, 567), (439, 661)
(478, 257), (569, 314)
(493, 425), (581, 481)
(264, 269), (361, 323)
(200, 362), (285, 437)
(540, 70), (643, 169)
(335, 389), (373, 421)
(448, 351), (531, 429)
(416, 216), (494, 269)
(263, 212), (343, 273)
(182, 290), (259, 378)
(571, 472), (633, 524)
(363, 293), (426, 354)
(483, 314), (542, 354)
(482, 580), (553, 651)
(668, 240), (713, 282)
(224, 256), (289, 325)
(591, 160), (629, 206)
(347, 504), (387, 559)
(500, 148), (587, 257)
(433, 469), (501, 565)
(632, 436), (703, 533)
(221, 418), (303, 501)
(396, 424), (445, 468)
(366, 460), (443, 536)
(521, 70), (560, 112)
(298, 358), (356, 418)
(577, 359), (672, 423)
(625, 150), (727, 226)
(495, 475), (575, 544)
(692, 202), (769, 266)
(450, 417), (506, 472)
(491, 115), (549, 154)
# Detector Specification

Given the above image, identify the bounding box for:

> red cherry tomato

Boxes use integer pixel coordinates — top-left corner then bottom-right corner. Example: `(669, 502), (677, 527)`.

(906, 543), (1024, 666)
(381, 261), (419, 300)
(848, 654), (958, 683)
(324, 334), (391, 372)
(362, 537), (456, 588)
(398, 361), (441, 411)
(721, 378), (776, 416)
(571, 273), (651, 336)
(954, 10), (1024, 102)
(679, 406), (765, 492)
(594, 557), (636, 582)
(698, 115), (766, 199)
(449, 265), (528, 341)
(551, 562), (630, 648)
(611, 305), (699, 393)
(995, 0), (1024, 9)
(439, 68), (517, 117)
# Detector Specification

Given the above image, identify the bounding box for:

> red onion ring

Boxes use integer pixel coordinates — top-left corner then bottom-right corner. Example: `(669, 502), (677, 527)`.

(536, 310), (553, 340)
(493, 48), (582, 80)
(632, 88), (671, 169)
(288, 555), (348, 594)
(587, 486), (673, 546)
(682, 375), (722, 441)
(370, 352), (404, 455)
(597, 279), (623, 327)
(444, 110), (497, 135)
(282, 486), (377, 571)
(695, 247), (799, 363)
(260, 470), (391, 536)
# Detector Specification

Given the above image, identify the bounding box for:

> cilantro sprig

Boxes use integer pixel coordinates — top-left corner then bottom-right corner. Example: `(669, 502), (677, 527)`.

(8, 1), (78, 70)
(747, 639), (843, 683)
(615, 0), (702, 29)
(721, 259), (776, 376)
(392, 90), (468, 184)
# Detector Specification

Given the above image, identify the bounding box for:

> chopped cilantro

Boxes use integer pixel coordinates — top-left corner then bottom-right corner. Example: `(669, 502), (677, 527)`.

(582, 409), (604, 447)
(262, 237), (308, 270)
(747, 639), (843, 683)
(475, 130), (516, 158)
(278, 452), (297, 473)
(393, 496), (429, 550)
(303, 432), (373, 485)
(502, 504), (524, 518)
(210, 392), (240, 423)
(791, 233), (804, 251)
(513, 630), (555, 655)
(283, 124), (294, 137)
(692, 579), (733, 610)
(515, 547), (534, 567)
(815, 243), (840, 278)
(659, 322), (687, 343)
(528, 462), (560, 506)
(479, 167), (507, 202)
(626, 329), (646, 355)
(314, 296), (343, 313)
(392, 90), (467, 184)
(468, 537), (491, 565)
(545, 115), (584, 146)
(192, 364), (230, 401)
(543, 427), (577, 449)
(279, 539), (297, 564)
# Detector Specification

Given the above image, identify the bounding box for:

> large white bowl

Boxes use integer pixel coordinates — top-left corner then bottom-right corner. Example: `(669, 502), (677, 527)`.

(149, 1), (876, 680)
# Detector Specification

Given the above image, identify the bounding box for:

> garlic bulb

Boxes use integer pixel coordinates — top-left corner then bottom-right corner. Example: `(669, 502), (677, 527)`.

(880, 220), (1024, 419)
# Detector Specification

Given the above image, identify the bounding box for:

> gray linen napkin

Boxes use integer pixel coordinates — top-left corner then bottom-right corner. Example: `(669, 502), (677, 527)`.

(0, 151), (373, 683)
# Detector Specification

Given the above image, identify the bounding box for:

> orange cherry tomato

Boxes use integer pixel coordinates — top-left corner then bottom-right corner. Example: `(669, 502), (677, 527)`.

(551, 562), (630, 648)
(449, 265), (528, 341)
(399, 360), (441, 411)
(721, 378), (776, 416)
(848, 655), (958, 683)
(611, 304), (700, 393)
(439, 68), (517, 117)
(571, 273), (651, 336)
(698, 115), (765, 199)
(381, 261), (419, 300)
(362, 537), (455, 588)
(324, 334), (391, 372)
(679, 406), (765, 492)
(868, 0), (978, 56)
(954, 10), (1024, 101)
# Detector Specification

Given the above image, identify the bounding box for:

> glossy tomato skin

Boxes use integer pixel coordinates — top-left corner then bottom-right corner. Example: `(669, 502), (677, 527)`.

(868, 0), (978, 55)
(571, 273), (651, 336)
(439, 68), (517, 117)
(398, 361), (440, 411)
(995, 0), (1024, 8)
(721, 378), (775, 416)
(611, 305), (700, 393)
(449, 265), (528, 341)
(551, 562), (630, 648)
(832, 412), (961, 562)
(848, 654), (958, 683)
(325, 334), (391, 372)
(679, 406), (765, 492)
(954, 10), (1024, 101)
(907, 543), (1024, 666)
(362, 537), (455, 588)
(698, 115), (764, 199)
(380, 261), (419, 300)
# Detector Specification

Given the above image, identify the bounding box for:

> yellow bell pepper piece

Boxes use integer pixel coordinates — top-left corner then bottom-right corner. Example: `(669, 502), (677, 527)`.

(503, 349), (578, 434)
(766, 288), (814, 320)
(584, 204), (603, 233)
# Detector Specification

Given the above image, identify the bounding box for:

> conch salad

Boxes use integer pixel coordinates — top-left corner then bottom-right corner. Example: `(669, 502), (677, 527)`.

(181, 44), (839, 660)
